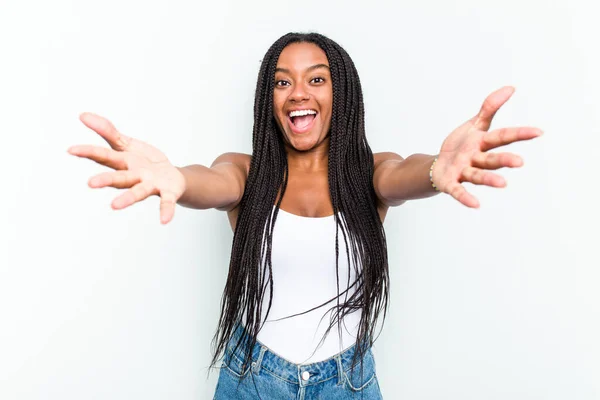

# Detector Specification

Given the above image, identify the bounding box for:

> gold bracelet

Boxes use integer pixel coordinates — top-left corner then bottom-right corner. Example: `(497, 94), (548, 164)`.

(429, 156), (440, 192)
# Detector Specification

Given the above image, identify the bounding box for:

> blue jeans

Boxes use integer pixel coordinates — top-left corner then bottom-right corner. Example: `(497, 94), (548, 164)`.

(213, 324), (383, 399)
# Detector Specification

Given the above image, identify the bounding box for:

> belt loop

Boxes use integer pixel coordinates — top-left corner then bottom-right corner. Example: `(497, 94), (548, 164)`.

(336, 354), (344, 386)
(252, 346), (267, 375)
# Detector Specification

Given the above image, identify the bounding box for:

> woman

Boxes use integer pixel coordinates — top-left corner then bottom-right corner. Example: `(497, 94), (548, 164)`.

(68, 32), (542, 399)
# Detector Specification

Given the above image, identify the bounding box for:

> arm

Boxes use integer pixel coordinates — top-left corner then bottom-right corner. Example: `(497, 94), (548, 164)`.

(374, 86), (544, 209)
(70, 113), (253, 224)
(177, 152), (250, 211)
(373, 152), (439, 207)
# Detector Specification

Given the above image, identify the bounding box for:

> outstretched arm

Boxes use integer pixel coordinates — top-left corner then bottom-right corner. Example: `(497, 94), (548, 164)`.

(373, 86), (543, 208)
(177, 152), (250, 211)
(374, 153), (438, 207)
(69, 113), (250, 224)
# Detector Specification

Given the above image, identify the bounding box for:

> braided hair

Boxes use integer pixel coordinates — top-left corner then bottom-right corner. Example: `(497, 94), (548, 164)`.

(209, 32), (390, 388)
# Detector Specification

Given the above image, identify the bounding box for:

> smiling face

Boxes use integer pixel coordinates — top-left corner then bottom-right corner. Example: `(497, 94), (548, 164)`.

(272, 42), (333, 152)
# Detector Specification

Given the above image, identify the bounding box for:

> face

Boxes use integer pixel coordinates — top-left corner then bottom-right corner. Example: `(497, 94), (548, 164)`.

(272, 42), (333, 152)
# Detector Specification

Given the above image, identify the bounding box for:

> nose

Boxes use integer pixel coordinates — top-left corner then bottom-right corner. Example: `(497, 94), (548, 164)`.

(289, 82), (310, 103)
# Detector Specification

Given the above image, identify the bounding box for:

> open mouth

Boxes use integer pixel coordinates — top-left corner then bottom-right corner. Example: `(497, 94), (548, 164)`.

(287, 109), (317, 134)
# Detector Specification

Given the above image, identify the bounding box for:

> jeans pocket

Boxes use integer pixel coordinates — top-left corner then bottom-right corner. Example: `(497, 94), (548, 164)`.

(342, 349), (378, 392)
(222, 345), (253, 378)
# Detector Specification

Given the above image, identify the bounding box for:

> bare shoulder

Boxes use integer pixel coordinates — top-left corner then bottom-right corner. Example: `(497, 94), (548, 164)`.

(211, 152), (252, 176)
(372, 152), (405, 220)
(211, 153), (251, 222)
(373, 152), (404, 168)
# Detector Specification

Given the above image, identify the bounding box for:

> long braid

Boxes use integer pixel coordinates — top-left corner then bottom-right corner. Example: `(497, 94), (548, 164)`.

(209, 32), (389, 389)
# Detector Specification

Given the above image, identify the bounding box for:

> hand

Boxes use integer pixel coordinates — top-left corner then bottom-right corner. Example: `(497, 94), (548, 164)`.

(431, 86), (543, 208)
(68, 113), (186, 224)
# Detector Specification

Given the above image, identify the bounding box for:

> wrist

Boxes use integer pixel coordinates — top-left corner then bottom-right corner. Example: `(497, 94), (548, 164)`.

(429, 156), (441, 192)
(175, 166), (189, 203)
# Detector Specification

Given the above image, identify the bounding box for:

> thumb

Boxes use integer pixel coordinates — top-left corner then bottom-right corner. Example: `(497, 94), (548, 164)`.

(159, 190), (177, 224)
(472, 86), (515, 131)
(79, 112), (131, 151)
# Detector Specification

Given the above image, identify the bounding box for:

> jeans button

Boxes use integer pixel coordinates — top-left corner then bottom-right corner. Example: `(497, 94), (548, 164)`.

(302, 371), (310, 381)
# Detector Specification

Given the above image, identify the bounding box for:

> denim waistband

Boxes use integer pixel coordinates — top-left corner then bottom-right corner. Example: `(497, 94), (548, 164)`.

(224, 323), (374, 388)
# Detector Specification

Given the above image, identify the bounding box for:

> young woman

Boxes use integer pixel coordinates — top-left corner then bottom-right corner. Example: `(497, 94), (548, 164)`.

(68, 32), (542, 399)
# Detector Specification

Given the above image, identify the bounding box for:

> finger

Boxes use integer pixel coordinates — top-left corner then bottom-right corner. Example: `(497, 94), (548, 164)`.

(446, 182), (480, 208)
(79, 112), (132, 151)
(460, 166), (506, 188)
(481, 126), (543, 152)
(111, 181), (157, 210)
(471, 86), (515, 131)
(68, 144), (127, 170)
(471, 151), (524, 170)
(159, 190), (177, 224)
(89, 170), (141, 189)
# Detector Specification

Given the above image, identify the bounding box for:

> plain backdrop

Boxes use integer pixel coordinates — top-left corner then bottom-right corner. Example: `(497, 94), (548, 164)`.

(1, 0), (598, 399)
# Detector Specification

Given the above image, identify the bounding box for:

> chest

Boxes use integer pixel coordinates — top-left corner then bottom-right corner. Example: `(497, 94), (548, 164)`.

(279, 170), (333, 218)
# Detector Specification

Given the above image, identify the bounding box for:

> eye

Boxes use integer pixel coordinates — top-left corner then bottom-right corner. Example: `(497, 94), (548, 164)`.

(275, 80), (290, 87)
(311, 77), (325, 84)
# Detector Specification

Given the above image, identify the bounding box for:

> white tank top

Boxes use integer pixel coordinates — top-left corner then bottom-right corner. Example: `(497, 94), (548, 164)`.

(255, 207), (362, 364)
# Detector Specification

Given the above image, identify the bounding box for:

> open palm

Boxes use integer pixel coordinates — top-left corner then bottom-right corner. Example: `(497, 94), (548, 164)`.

(432, 86), (543, 208)
(68, 113), (185, 224)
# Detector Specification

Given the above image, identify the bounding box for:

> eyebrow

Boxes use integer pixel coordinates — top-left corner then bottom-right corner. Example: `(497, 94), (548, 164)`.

(275, 64), (330, 74)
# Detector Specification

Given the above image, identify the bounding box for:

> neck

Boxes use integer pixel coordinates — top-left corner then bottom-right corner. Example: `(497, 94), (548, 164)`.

(285, 137), (329, 172)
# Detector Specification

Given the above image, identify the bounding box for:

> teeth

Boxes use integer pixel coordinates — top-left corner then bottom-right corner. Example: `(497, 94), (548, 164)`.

(289, 109), (317, 118)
